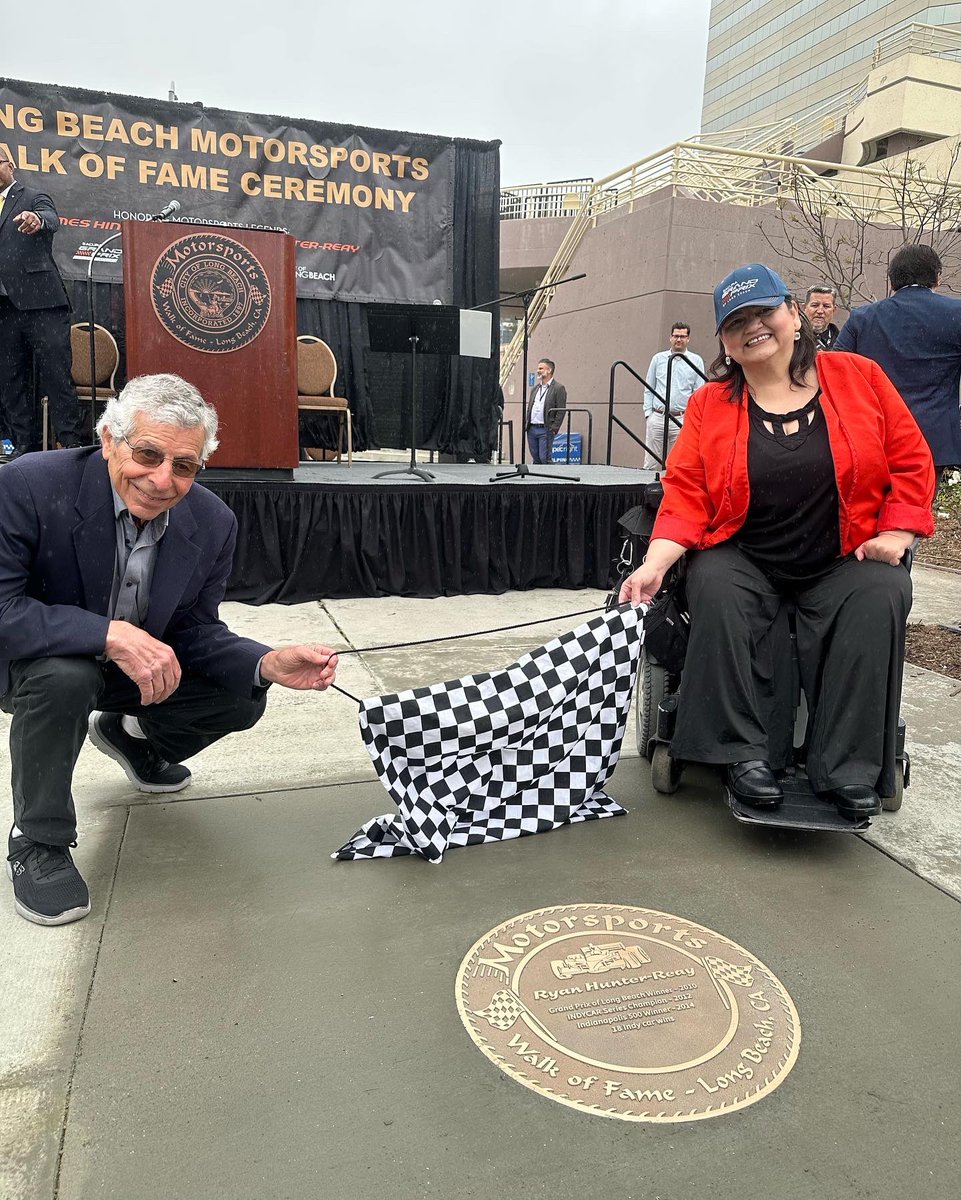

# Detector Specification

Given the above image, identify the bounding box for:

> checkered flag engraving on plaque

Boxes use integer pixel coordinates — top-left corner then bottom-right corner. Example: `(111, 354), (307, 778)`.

(333, 605), (644, 863)
(704, 957), (755, 988)
(473, 990), (527, 1031)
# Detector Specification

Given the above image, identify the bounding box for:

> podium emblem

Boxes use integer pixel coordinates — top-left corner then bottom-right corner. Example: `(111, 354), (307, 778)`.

(151, 233), (271, 354)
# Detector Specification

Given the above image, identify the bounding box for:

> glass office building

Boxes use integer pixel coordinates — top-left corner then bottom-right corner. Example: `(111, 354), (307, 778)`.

(702, 1), (961, 134)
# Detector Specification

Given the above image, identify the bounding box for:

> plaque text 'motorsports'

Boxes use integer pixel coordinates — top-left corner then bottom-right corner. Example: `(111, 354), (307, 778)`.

(151, 233), (271, 354)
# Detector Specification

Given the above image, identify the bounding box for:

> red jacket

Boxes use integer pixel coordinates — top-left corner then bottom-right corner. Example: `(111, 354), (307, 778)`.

(651, 352), (936, 553)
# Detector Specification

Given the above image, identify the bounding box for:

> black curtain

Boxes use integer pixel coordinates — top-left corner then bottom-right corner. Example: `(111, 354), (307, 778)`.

(299, 137), (501, 457)
(207, 479), (645, 602)
(74, 137), (501, 460)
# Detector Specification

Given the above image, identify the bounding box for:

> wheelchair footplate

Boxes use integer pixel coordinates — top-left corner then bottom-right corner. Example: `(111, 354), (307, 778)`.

(726, 772), (872, 832)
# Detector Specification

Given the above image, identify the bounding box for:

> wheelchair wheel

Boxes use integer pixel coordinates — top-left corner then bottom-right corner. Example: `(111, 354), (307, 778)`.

(635, 650), (670, 761)
(651, 744), (683, 794)
(881, 763), (904, 812)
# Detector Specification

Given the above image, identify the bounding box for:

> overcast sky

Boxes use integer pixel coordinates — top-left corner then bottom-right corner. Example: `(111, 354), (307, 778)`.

(5, 0), (712, 185)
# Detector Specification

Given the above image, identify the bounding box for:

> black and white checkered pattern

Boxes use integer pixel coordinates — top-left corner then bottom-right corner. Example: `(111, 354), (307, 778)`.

(333, 605), (644, 863)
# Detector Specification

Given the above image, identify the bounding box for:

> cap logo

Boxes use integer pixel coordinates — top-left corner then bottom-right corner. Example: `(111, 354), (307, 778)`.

(721, 278), (759, 306)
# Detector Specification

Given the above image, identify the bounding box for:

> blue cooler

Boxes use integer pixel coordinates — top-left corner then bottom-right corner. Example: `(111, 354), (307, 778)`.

(551, 432), (582, 464)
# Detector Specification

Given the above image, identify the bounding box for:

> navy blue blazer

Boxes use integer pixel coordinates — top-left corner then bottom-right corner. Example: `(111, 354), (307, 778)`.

(0, 181), (71, 310)
(834, 286), (961, 467)
(0, 448), (270, 698)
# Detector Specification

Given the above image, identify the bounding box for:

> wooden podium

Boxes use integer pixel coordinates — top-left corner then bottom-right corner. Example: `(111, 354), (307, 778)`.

(123, 221), (298, 469)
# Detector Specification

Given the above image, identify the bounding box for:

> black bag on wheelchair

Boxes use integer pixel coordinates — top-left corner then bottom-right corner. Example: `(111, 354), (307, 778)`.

(641, 581), (690, 674)
(610, 488), (690, 674)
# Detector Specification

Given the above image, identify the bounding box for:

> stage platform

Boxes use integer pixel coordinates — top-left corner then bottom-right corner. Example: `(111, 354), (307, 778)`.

(201, 462), (654, 603)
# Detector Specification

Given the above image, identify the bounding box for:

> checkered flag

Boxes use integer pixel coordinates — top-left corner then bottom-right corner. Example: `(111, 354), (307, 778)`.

(704, 957), (755, 988)
(473, 989), (527, 1031)
(333, 605), (644, 863)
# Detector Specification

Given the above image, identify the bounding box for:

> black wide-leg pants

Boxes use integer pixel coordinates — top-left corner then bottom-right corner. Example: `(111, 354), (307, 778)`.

(670, 542), (912, 795)
(3, 658), (268, 846)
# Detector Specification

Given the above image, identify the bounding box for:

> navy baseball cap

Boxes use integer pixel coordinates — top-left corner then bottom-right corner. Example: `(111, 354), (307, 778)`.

(714, 263), (791, 332)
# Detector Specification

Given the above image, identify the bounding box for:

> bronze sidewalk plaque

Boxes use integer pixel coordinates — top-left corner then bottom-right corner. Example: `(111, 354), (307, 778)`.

(456, 903), (800, 1122)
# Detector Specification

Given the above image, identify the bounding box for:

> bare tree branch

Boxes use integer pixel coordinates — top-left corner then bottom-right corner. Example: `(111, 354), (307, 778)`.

(758, 150), (961, 302)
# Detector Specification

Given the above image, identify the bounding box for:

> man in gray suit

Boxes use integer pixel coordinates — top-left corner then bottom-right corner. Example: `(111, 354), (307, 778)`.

(525, 358), (567, 464)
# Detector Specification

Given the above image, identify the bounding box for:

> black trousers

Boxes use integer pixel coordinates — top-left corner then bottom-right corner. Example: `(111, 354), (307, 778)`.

(671, 543), (912, 794)
(0, 298), (83, 449)
(2, 658), (268, 845)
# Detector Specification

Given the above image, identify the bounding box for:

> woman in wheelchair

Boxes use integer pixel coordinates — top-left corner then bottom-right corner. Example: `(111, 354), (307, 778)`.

(619, 263), (936, 820)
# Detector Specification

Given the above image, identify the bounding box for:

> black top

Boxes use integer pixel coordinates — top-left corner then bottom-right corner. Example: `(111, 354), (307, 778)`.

(734, 391), (840, 583)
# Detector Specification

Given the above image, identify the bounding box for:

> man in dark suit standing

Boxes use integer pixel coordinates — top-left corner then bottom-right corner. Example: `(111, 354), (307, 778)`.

(525, 358), (567, 464)
(834, 244), (961, 471)
(1, 374), (339, 926)
(0, 155), (84, 456)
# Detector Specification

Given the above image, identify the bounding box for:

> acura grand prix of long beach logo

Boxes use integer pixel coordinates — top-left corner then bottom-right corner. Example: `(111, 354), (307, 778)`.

(151, 233), (271, 353)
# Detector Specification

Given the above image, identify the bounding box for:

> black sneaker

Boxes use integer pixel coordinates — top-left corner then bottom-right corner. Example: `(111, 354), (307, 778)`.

(88, 711), (192, 793)
(7, 832), (91, 926)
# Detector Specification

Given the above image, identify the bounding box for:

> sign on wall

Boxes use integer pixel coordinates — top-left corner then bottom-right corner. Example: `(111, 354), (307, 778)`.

(0, 78), (454, 303)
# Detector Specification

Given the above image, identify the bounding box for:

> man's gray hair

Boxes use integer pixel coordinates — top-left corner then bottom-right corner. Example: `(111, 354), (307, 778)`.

(97, 374), (219, 459)
(804, 285), (836, 304)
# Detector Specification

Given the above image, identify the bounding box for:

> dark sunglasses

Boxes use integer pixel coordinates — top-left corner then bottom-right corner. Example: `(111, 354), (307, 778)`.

(122, 436), (204, 478)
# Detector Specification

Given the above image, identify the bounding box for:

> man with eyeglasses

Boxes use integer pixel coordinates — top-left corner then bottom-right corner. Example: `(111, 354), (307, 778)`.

(0, 155), (85, 457)
(1, 374), (339, 927)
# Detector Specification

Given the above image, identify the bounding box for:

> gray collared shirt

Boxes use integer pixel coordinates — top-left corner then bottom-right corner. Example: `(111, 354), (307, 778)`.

(106, 483), (269, 688)
(108, 486), (169, 627)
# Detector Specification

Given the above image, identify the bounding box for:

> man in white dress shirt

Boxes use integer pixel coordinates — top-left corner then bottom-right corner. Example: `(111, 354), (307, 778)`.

(643, 322), (704, 469)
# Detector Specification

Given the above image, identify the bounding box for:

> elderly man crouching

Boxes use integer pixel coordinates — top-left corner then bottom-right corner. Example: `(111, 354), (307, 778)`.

(1, 374), (338, 926)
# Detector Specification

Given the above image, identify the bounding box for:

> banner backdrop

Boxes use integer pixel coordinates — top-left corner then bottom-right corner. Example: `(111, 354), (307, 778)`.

(0, 78), (455, 303)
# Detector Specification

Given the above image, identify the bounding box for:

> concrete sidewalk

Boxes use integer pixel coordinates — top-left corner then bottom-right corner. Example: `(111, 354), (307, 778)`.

(2, 569), (959, 1199)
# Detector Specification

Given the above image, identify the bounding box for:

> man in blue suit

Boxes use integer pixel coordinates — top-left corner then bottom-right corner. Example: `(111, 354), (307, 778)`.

(1, 374), (339, 926)
(834, 244), (961, 470)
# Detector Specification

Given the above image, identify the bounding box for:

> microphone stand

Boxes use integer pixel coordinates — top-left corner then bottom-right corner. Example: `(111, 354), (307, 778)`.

(473, 274), (585, 482)
(84, 233), (122, 444)
(84, 206), (179, 443)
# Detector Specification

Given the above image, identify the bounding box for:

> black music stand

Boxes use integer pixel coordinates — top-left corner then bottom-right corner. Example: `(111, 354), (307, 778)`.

(367, 304), (461, 482)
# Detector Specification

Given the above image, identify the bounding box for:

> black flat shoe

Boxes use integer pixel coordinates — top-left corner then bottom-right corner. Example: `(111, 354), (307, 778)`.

(724, 760), (783, 808)
(821, 784), (881, 819)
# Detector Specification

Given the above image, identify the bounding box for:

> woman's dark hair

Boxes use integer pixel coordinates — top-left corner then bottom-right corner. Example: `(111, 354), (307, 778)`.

(708, 299), (818, 401)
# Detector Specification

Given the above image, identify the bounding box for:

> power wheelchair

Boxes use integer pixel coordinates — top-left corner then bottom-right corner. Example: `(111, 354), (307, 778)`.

(617, 486), (911, 833)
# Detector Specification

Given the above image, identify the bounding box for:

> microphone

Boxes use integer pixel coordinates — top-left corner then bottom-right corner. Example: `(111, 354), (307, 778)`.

(150, 200), (182, 221)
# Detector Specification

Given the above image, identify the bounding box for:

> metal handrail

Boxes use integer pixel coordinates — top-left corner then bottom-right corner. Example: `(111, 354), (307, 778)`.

(499, 137), (961, 384)
(500, 178), (596, 221)
(872, 22), (961, 68)
(497, 419), (514, 465)
(606, 354), (707, 468)
(606, 360), (661, 467)
(548, 406), (593, 464)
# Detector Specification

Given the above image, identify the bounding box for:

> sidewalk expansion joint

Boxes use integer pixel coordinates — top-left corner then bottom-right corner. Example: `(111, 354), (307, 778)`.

(858, 831), (961, 904)
(52, 806), (130, 1200)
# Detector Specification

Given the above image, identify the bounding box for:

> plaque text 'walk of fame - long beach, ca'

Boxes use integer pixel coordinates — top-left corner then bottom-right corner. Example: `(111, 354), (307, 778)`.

(456, 903), (800, 1123)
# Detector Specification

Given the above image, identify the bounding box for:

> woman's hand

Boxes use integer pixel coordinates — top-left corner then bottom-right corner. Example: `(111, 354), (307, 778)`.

(618, 538), (688, 605)
(618, 562), (666, 606)
(854, 530), (915, 566)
